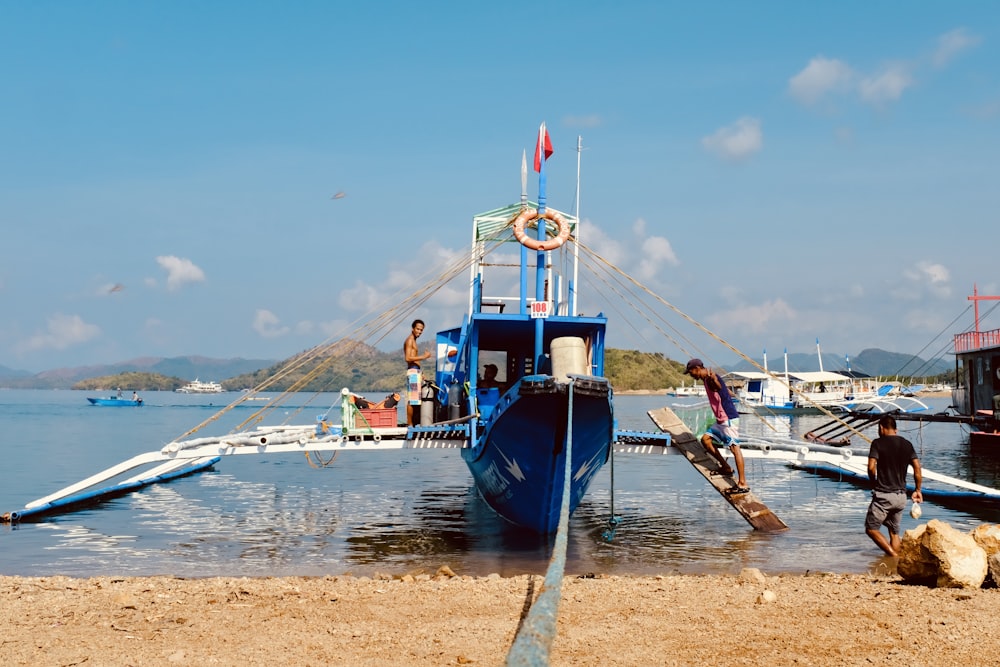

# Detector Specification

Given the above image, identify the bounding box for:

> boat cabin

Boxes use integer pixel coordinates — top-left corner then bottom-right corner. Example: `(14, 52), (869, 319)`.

(953, 328), (1000, 418)
(431, 201), (607, 425)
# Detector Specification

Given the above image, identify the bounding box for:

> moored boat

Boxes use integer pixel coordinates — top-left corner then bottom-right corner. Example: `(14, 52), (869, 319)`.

(728, 344), (924, 415)
(176, 379), (224, 394)
(424, 126), (613, 532)
(952, 286), (1000, 446)
(87, 396), (143, 407)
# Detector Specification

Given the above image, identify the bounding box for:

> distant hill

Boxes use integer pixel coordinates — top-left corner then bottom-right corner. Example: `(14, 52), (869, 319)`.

(729, 348), (950, 378)
(0, 346), (951, 392)
(229, 341), (402, 393)
(0, 364), (31, 379)
(0, 356), (276, 389)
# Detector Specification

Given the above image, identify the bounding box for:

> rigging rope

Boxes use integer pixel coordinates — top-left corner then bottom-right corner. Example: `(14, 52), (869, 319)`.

(573, 239), (875, 443)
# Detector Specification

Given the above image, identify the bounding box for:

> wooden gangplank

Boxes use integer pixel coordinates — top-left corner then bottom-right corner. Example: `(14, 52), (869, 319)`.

(648, 407), (787, 532)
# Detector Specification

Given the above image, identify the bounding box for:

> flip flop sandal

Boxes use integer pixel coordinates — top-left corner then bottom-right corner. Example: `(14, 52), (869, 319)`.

(710, 469), (734, 477)
(724, 486), (750, 496)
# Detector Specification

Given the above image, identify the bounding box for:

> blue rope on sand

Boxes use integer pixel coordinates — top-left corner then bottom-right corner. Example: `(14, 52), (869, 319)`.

(505, 380), (576, 666)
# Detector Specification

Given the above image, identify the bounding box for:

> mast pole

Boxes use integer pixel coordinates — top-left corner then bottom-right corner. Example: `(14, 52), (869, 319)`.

(571, 135), (582, 316)
(784, 347), (790, 403)
(534, 123), (549, 369)
(521, 149), (528, 209)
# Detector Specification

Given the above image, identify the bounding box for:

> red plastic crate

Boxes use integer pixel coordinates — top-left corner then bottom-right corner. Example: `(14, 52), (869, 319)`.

(354, 407), (397, 428)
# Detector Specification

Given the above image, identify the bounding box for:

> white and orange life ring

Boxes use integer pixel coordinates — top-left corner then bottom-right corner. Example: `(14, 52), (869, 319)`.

(512, 208), (572, 252)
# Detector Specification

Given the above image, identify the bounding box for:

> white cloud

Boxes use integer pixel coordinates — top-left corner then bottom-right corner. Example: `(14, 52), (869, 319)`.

(634, 218), (679, 280)
(701, 117), (763, 162)
(834, 126), (855, 144)
(788, 56), (854, 105)
(967, 99), (1000, 120)
(894, 261), (952, 300)
(858, 63), (914, 107)
(253, 309), (290, 338)
(710, 299), (797, 334)
(910, 261), (952, 299)
(578, 220), (627, 267)
(932, 28), (981, 69)
(563, 114), (602, 128)
(19, 313), (101, 352)
(156, 255), (206, 291)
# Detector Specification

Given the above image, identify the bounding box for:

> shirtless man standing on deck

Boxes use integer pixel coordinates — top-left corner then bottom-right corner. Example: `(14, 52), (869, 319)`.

(404, 319), (432, 426)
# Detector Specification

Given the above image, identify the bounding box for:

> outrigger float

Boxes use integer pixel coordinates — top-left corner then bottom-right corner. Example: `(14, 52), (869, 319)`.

(4, 127), (999, 532)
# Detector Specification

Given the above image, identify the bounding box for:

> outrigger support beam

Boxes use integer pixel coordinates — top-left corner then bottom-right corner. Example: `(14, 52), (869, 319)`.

(1, 421), (470, 524)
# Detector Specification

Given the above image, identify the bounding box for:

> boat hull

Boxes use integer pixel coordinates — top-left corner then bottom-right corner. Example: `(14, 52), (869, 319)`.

(87, 397), (142, 406)
(462, 377), (613, 533)
(970, 431), (1000, 448)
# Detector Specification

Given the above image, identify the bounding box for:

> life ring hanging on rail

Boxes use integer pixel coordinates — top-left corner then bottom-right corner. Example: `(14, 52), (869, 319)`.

(512, 208), (572, 252)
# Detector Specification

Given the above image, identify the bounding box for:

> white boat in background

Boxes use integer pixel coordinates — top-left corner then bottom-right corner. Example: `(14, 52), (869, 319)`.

(666, 381), (706, 397)
(729, 369), (883, 415)
(728, 342), (925, 415)
(176, 379), (224, 394)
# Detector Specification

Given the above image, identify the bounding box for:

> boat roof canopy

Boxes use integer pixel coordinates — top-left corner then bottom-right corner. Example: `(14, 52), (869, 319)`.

(727, 371), (772, 380)
(792, 371), (862, 383)
(727, 370), (862, 383)
(473, 201), (578, 244)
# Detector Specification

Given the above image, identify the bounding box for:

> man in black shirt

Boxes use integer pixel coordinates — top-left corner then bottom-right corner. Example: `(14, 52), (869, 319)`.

(865, 414), (923, 557)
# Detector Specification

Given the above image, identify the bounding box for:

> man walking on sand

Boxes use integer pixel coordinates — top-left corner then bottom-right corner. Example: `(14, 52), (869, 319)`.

(865, 414), (923, 557)
(684, 358), (749, 495)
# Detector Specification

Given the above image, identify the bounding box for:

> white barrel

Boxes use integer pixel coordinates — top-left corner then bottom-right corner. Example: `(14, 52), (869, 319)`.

(550, 336), (589, 381)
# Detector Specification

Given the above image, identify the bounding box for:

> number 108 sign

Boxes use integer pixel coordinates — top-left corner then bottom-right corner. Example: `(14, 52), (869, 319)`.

(530, 300), (550, 319)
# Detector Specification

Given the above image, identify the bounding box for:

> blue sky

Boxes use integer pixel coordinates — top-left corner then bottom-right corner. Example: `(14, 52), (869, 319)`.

(2, 2), (998, 374)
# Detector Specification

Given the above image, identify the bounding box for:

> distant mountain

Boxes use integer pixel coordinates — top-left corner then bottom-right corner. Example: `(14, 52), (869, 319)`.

(2, 346), (952, 392)
(0, 356), (276, 389)
(729, 348), (950, 378)
(0, 364), (31, 379)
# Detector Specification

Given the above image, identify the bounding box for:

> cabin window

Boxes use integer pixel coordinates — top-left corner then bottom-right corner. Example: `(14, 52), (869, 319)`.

(479, 351), (508, 390)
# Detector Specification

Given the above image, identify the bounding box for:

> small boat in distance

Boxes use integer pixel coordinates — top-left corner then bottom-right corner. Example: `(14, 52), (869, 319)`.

(175, 379), (224, 394)
(666, 381), (706, 397)
(87, 396), (143, 407)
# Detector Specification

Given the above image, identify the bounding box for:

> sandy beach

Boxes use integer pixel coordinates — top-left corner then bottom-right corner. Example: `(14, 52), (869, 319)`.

(2, 570), (997, 666)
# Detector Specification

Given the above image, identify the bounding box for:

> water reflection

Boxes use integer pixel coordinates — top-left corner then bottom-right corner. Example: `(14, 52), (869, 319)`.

(6, 392), (1000, 578)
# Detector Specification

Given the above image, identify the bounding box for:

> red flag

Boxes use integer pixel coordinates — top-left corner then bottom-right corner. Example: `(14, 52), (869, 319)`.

(533, 123), (553, 172)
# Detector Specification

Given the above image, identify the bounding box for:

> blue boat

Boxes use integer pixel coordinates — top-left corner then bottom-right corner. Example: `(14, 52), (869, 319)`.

(426, 125), (613, 533)
(87, 396), (143, 406)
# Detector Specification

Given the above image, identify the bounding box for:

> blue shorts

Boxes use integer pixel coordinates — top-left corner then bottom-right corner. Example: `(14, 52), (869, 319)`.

(706, 418), (740, 448)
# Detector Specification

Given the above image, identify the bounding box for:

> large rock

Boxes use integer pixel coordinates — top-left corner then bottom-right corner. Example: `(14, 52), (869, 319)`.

(971, 523), (1000, 557)
(989, 552), (1000, 587)
(971, 524), (1000, 585)
(897, 519), (987, 589)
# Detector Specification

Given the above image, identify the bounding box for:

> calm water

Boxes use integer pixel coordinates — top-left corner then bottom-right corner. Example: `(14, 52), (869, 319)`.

(2, 389), (1000, 578)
